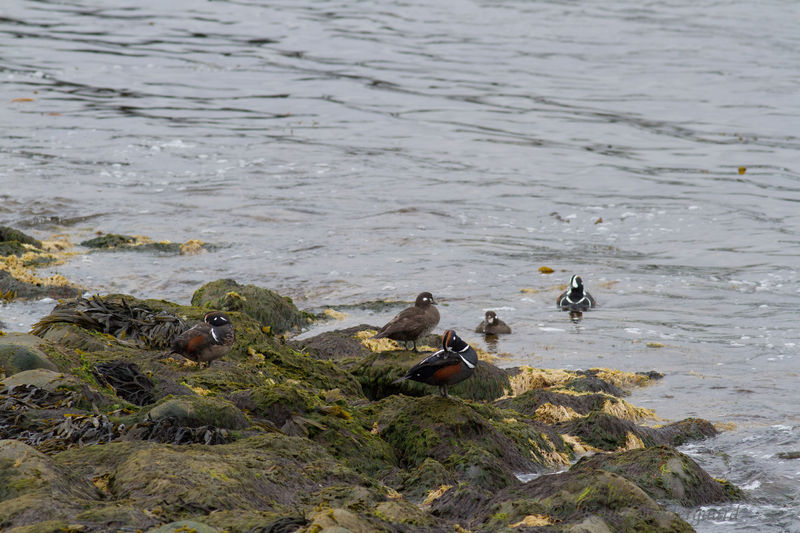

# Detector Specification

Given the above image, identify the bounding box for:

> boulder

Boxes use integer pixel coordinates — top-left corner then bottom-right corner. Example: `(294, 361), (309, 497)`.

(571, 446), (743, 506)
(192, 279), (312, 335)
(0, 334), (58, 376)
(146, 395), (250, 430)
(1, 369), (81, 393)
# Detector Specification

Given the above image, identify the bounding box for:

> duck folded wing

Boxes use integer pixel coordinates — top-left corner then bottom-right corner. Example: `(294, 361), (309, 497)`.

(376, 307), (426, 337)
(404, 349), (460, 378)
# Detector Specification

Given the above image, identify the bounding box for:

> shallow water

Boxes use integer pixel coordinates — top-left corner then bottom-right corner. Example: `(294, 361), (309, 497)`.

(2, 1), (799, 529)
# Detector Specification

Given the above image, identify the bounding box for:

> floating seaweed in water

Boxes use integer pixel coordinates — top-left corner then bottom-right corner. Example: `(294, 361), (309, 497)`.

(92, 361), (155, 406)
(126, 415), (231, 445)
(31, 294), (187, 349)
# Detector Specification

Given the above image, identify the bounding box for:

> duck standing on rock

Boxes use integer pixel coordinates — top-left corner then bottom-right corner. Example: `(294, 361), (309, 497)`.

(557, 275), (596, 312)
(170, 311), (235, 367)
(475, 310), (512, 334)
(395, 329), (478, 398)
(373, 291), (439, 352)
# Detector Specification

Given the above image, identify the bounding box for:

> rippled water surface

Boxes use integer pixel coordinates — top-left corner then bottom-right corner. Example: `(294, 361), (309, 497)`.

(2, 1), (799, 530)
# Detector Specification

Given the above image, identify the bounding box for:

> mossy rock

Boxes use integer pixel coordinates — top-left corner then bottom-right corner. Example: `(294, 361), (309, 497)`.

(39, 323), (118, 352)
(232, 383), (397, 478)
(199, 511), (307, 533)
(654, 418), (717, 446)
(0, 440), (103, 530)
(0, 271), (80, 300)
(0, 226), (41, 248)
(572, 446), (743, 506)
(496, 388), (609, 418)
(561, 412), (718, 452)
(295, 324), (373, 363)
(560, 411), (656, 451)
(363, 395), (571, 492)
(191, 279), (313, 335)
(146, 394), (250, 430)
(475, 468), (693, 532)
(80, 234), (137, 249)
(51, 434), (382, 526)
(397, 457), (457, 504)
(563, 373), (626, 397)
(0, 241), (31, 258)
(0, 334), (58, 376)
(147, 520), (220, 533)
(242, 340), (365, 400)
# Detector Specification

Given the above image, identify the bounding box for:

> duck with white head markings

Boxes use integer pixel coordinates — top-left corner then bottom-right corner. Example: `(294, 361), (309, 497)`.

(394, 329), (478, 398)
(557, 275), (596, 312)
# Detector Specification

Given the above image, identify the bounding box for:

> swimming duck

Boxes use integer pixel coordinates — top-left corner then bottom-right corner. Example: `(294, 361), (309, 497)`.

(373, 291), (439, 351)
(475, 310), (512, 334)
(557, 275), (596, 311)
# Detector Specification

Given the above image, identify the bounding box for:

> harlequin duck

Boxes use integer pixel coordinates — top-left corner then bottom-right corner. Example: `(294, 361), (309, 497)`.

(373, 291), (439, 352)
(475, 310), (512, 334)
(395, 329), (478, 397)
(170, 311), (235, 367)
(557, 275), (596, 311)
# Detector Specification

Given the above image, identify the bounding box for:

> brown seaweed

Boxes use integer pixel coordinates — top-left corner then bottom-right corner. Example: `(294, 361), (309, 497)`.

(31, 294), (187, 349)
(92, 361), (155, 406)
(125, 415), (231, 445)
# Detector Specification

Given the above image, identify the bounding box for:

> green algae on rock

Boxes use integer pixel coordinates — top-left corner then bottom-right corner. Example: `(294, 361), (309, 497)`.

(146, 394), (250, 430)
(191, 279), (313, 335)
(571, 445), (743, 506)
(80, 233), (209, 255)
(0, 227), (80, 301)
(473, 468), (694, 532)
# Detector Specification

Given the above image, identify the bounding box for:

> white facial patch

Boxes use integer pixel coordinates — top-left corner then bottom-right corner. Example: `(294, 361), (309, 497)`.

(572, 277), (579, 289)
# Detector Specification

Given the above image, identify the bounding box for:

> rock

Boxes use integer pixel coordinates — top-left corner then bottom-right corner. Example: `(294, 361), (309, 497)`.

(565, 374), (626, 397)
(0, 334), (58, 376)
(475, 468), (693, 532)
(0, 270), (80, 300)
(306, 508), (375, 533)
(231, 383), (397, 478)
(191, 279), (312, 335)
(364, 395), (571, 492)
(655, 417), (718, 446)
(147, 520), (220, 533)
(80, 234), (138, 248)
(398, 457), (457, 504)
(560, 412), (718, 452)
(296, 324), (373, 361)
(0, 226), (42, 248)
(0, 439), (110, 530)
(1, 369), (81, 393)
(40, 323), (114, 352)
(146, 395), (250, 430)
(571, 446), (743, 506)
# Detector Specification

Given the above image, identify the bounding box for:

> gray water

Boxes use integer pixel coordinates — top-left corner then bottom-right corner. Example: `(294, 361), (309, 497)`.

(2, 1), (799, 530)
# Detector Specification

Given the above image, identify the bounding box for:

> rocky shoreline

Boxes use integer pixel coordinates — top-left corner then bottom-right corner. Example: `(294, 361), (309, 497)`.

(0, 227), (741, 532)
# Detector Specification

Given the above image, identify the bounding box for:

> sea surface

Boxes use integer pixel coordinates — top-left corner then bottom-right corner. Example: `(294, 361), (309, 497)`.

(2, 1), (799, 530)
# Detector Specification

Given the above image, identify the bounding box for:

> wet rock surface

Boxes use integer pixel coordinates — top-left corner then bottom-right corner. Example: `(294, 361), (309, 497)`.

(0, 284), (737, 532)
(191, 279), (313, 335)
